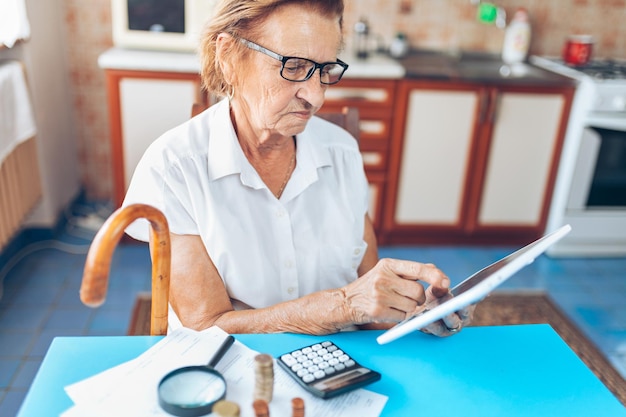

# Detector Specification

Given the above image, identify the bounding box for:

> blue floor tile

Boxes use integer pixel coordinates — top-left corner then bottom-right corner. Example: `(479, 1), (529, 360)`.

(0, 359), (20, 389)
(10, 359), (42, 390)
(0, 332), (36, 357)
(0, 389), (27, 417)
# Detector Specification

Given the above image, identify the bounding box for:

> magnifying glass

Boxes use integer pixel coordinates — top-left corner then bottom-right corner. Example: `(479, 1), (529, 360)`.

(158, 335), (235, 416)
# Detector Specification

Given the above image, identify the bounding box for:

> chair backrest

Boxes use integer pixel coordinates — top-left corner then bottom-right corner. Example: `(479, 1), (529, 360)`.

(316, 106), (360, 142)
(192, 102), (360, 141)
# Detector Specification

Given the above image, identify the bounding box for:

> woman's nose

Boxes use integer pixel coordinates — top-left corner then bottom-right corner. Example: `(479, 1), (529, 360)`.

(295, 72), (327, 108)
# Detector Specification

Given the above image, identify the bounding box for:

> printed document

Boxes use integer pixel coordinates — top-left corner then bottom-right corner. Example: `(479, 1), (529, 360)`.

(62, 326), (387, 417)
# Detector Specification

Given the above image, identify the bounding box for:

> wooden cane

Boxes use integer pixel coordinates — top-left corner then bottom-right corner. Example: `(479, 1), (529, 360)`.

(80, 204), (170, 336)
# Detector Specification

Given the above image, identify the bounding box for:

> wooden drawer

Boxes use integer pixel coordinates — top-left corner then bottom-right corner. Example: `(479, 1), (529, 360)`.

(324, 79), (397, 109)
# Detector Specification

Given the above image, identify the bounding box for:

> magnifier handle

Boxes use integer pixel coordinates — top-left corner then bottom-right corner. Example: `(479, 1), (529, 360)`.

(208, 335), (235, 368)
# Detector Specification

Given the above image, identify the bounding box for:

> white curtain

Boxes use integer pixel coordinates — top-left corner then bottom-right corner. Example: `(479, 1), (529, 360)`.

(0, 0), (31, 48)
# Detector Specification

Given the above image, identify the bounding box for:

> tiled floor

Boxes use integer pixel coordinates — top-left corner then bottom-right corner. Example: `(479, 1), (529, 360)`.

(0, 211), (625, 416)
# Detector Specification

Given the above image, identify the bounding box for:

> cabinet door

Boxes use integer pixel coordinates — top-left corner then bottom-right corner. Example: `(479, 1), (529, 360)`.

(120, 79), (197, 185)
(106, 70), (204, 205)
(392, 85), (480, 227)
(477, 91), (566, 227)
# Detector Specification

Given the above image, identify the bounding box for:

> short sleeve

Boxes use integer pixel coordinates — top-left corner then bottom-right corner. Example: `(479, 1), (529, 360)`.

(123, 143), (199, 241)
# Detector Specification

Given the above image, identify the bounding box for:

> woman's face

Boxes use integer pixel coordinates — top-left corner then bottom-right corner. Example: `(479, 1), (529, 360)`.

(231, 4), (343, 142)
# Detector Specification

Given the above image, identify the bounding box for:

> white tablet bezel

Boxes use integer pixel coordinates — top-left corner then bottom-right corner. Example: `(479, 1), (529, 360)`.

(376, 224), (572, 345)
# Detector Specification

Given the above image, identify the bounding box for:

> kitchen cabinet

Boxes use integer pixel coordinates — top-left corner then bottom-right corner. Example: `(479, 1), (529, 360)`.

(321, 79), (398, 233)
(383, 79), (574, 245)
(103, 69), (206, 206)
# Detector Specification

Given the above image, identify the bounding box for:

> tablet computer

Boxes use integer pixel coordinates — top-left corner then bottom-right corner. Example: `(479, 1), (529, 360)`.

(376, 224), (572, 345)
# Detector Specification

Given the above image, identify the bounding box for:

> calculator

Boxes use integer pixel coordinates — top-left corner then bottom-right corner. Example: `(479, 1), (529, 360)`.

(276, 341), (381, 399)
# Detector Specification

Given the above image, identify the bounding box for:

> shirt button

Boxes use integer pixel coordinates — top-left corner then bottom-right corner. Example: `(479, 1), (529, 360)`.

(285, 260), (293, 268)
(353, 248), (361, 256)
(287, 287), (296, 294)
(276, 209), (285, 218)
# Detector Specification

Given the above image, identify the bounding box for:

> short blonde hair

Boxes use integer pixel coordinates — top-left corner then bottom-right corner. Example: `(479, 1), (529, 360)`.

(198, 0), (344, 97)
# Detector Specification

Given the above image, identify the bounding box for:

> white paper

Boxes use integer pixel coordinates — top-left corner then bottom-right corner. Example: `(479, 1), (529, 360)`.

(62, 327), (387, 417)
(64, 326), (231, 416)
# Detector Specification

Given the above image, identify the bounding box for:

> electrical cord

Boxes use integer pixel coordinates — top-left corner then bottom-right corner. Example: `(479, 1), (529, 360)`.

(0, 202), (112, 301)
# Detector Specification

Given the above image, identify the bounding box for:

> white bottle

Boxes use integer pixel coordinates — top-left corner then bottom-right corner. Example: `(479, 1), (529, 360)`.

(502, 8), (531, 64)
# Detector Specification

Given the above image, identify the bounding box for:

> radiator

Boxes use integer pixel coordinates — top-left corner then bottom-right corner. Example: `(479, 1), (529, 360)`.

(0, 60), (41, 251)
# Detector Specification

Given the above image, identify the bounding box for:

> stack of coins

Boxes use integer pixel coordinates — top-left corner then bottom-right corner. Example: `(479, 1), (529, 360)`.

(292, 397), (305, 417)
(253, 354), (274, 403)
(252, 399), (270, 417)
(212, 400), (240, 417)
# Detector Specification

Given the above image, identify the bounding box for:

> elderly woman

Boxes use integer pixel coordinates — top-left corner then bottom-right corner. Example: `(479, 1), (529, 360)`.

(123, 0), (471, 336)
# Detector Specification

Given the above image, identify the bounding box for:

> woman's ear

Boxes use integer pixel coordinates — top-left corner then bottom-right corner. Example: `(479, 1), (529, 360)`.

(216, 32), (237, 86)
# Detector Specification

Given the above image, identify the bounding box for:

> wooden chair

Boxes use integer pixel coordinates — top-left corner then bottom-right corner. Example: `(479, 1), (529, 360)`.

(317, 106), (360, 142)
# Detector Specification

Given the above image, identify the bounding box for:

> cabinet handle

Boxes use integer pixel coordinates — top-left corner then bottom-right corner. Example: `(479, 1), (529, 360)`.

(478, 90), (489, 124)
(488, 91), (500, 125)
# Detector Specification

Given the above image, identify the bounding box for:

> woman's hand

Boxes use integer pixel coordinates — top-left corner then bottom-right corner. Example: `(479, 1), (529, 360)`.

(418, 285), (475, 337)
(342, 258), (450, 326)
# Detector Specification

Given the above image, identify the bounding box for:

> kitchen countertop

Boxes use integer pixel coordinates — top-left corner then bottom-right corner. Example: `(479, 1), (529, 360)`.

(98, 47), (406, 79)
(397, 49), (577, 87)
(98, 47), (575, 86)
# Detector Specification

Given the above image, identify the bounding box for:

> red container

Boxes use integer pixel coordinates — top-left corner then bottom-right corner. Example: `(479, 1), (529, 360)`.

(562, 35), (594, 66)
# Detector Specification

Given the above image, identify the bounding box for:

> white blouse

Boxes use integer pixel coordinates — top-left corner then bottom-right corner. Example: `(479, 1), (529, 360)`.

(123, 99), (369, 325)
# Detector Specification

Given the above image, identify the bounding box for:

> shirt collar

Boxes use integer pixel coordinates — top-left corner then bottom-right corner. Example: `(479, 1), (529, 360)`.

(206, 99), (333, 194)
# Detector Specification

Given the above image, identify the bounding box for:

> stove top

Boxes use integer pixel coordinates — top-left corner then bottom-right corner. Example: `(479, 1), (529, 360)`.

(532, 55), (626, 114)
(568, 60), (626, 80)
(531, 56), (626, 84)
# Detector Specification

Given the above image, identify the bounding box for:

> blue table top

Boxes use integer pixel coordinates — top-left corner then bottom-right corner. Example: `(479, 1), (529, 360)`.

(17, 324), (626, 416)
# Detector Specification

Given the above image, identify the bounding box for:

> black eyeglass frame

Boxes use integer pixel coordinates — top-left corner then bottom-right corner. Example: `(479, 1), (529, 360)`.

(238, 38), (349, 85)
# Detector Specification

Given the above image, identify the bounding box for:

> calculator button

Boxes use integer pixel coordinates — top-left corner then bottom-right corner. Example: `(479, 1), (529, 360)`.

(292, 350), (303, 357)
(328, 358), (339, 366)
(311, 344), (322, 351)
(335, 363), (345, 371)
(321, 341), (332, 347)
(322, 353), (333, 361)
(302, 374), (315, 383)
(324, 367), (336, 375)
(312, 357), (323, 364)
(307, 352), (318, 359)
(297, 369), (309, 377)
(302, 347), (313, 354)
(326, 345), (337, 352)
(291, 363), (303, 371)
(307, 365), (319, 373)
(318, 348), (328, 355)
(281, 355), (297, 366)
(318, 361), (329, 369)
(296, 355), (307, 363)
(338, 354), (350, 362)
(344, 359), (355, 367)
(332, 350), (343, 357)
(302, 360), (313, 368)
(314, 370), (326, 379)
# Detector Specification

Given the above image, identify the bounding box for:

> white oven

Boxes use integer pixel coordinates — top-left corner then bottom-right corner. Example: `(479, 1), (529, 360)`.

(532, 56), (626, 256)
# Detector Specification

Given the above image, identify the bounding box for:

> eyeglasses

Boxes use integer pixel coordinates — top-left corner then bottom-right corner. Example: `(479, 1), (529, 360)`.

(239, 38), (349, 85)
